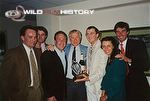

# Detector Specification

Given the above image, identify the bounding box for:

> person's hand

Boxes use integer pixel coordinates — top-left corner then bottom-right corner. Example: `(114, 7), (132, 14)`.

(100, 95), (107, 101)
(115, 53), (123, 60)
(115, 53), (132, 63)
(47, 44), (54, 51)
(47, 96), (57, 101)
(74, 74), (89, 82)
(100, 90), (107, 101)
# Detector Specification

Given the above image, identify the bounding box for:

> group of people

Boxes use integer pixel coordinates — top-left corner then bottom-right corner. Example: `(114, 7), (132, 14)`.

(0, 21), (149, 101)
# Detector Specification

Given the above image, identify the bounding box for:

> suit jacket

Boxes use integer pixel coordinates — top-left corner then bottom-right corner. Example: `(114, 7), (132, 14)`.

(101, 58), (126, 101)
(124, 39), (150, 101)
(86, 40), (108, 101)
(0, 45), (42, 101)
(40, 50), (66, 101)
(64, 44), (87, 78)
(65, 44), (88, 60)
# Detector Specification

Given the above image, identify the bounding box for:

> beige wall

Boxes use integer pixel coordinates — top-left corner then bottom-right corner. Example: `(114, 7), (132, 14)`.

(37, 0), (150, 45)
(36, 14), (60, 44)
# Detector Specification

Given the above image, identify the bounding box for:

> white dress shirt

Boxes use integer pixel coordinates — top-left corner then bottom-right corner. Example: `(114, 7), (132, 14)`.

(41, 43), (47, 52)
(66, 45), (81, 79)
(54, 46), (66, 73)
(23, 43), (38, 87)
(119, 38), (127, 52)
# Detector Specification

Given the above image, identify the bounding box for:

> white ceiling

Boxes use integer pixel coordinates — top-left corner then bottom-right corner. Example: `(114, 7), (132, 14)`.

(0, 0), (87, 20)
(0, 0), (87, 9)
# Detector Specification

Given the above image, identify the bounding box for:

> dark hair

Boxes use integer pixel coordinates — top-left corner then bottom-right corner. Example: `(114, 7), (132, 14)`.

(54, 31), (68, 43)
(20, 25), (37, 36)
(114, 21), (130, 33)
(101, 36), (120, 64)
(86, 26), (101, 38)
(36, 26), (48, 37)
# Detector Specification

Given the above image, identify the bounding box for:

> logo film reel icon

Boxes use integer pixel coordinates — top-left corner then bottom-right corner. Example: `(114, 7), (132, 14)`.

(5, 5), (25, 21)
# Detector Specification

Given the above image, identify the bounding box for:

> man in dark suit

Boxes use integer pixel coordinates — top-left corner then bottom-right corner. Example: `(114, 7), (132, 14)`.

(114, 21), (150, 101)
(40, 31), (67, 101)
(0, 25), (43, 101)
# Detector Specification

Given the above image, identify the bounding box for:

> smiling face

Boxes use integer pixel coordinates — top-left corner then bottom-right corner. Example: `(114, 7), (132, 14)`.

(55, 33), (67, 51)
(115, 27), (128, 43)
(86, 28), (99, 45)
(101, 40), (114, 57)
(69, 32), (81, 47)
(37, 30), (47, 43)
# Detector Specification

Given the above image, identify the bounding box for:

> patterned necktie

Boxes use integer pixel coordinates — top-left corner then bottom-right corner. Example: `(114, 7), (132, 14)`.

(120, 44), (129, 75)
(72, 47), (76, 76)
(30, 50), (40, 88)
(120, 43), (125, 55)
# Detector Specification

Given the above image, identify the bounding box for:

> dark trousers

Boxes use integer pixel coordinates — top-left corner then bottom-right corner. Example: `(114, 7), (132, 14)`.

(126, 74), (150, 101)
(66, 78), (87, 101)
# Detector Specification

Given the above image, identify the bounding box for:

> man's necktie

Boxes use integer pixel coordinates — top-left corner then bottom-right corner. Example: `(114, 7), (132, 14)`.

(72, 47), (76, 76)
(72, 47), (76, 62)
(89, 46), (93, 61)
(120, 43), (129, 75)
(120, 43), (125, 55)
(30, 50), (40, 88)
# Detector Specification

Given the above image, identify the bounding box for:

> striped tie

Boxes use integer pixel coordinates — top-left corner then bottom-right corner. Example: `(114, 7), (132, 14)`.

(120, 43), (125, 55)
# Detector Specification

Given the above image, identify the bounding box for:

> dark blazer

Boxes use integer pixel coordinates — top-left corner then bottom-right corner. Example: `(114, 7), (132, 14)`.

(0, 45), (42, 101)
(125, 39), (150, 101)
(40, 50), (66, 101)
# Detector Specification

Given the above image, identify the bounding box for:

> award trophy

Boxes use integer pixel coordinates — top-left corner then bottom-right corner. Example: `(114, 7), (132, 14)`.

(71, 53), (88, 80)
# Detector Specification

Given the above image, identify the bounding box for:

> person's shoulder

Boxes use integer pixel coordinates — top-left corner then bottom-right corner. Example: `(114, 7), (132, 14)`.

(114, 58), (125, 64)
(3, 46), (22, 59)
(6, 46), (22, 54)
(42, 50), (55, 55)
(80, 44), (88, 47)
(97, 48), (108, 58)
(128, 38), (144, 44)
(41, 50), (57, 60)
(114, 58), (123, 61)
(65, 44), (71, 50)
(80, 44), (88, 50)
(66, 44), (71, 47)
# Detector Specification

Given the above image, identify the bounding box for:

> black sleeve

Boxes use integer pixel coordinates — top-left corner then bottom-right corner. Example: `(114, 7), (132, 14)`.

(40, 51), (55, 98)
(132, 40), (150, 71)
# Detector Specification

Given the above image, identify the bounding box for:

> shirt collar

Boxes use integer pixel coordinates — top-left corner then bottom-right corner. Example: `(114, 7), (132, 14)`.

(54, 46), (65, 54)
(71, 44), (79, 49)
(119, 38), (128, 45)
(23, 43), (33, 54)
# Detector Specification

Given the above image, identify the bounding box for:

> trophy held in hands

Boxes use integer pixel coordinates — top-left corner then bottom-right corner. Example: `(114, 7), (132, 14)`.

(71, 53), (88, 81)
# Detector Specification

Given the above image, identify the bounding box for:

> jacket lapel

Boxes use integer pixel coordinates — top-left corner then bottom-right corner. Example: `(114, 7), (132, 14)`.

(20, 45), (31, 86)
